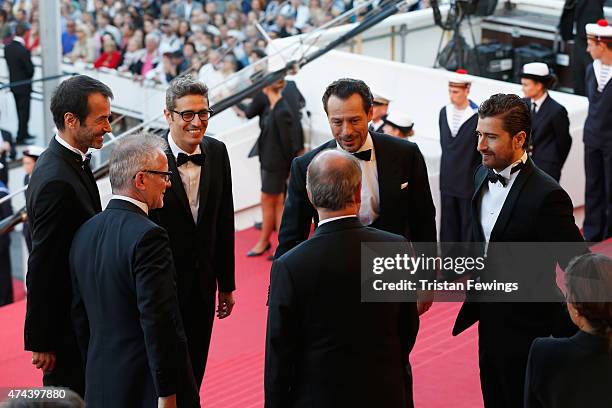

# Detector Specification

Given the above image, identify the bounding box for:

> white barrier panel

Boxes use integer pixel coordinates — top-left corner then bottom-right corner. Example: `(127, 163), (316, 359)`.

(283, 50), (587, 222)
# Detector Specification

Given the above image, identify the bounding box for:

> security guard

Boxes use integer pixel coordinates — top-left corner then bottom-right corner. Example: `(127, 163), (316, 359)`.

(520, 62), (572, 182)
(583, 19), (612, 242)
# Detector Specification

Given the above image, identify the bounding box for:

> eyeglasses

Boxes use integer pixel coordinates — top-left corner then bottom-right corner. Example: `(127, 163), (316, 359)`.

(133, 169), (173, 182)
(170, 108), (214, 122)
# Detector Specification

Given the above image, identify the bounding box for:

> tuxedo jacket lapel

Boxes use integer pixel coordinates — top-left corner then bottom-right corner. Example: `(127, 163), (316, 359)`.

(196, 138), (211, 225)
(165, 147), (192, 222)
(50, 138), (101, 211)
(371, 133), (401, 218)
(489, 160), (534, 241)
(471, 167), (488, 242)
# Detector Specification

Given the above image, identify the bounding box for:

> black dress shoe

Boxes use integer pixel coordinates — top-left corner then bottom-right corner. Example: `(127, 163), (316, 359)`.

(247, 242), (271, 257)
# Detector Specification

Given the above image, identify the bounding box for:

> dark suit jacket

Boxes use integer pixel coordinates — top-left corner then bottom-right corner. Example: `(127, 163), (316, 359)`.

(525, 331), (612, 408)
(150, 134), (235, 315)
(439, 101), (480, 198)
(559, 0), (605, 41)
(4, 38), (34, 94)
(265, 217), (419, 408)
(275, 132), (437, 257)
(25, 137), (101, 352)
(453, 159), (585, 355)
(524, 96), (572, 180)
(70, 199), (199, 408)
(0, 129), (15, 184)
(245, 80), (305, 154)
(258, 98), (295, 172)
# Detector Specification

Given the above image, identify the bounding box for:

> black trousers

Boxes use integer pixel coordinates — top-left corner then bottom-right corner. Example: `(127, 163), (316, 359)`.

(11, 90), (31, 141)
(479, 348), (529, 408)
(583, 144), (612, 242)
(42, 344), (85, 397)
(182, 293), (216, 389)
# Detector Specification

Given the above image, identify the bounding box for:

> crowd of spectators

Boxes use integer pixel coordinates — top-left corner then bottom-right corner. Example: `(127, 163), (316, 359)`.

(1, 0), (429, 99)
(0, 0), (332, 76)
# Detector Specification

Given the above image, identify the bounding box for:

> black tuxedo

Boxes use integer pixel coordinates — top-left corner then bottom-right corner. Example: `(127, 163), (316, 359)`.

(275, 132), (437, 257)
(4, 38), (34, 141)
(525, 331), (612, 408)
(70, 199), (200, 408)
(453, 158), (585, 408)
(266, 217), (418, 408)
(523, 96), (572, 182)
(149, 134), (235, 388)
(25, 137), (101, 396)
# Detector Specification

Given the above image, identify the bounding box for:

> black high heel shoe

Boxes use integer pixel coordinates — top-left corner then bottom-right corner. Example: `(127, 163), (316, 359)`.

(247, 242), (271, 257)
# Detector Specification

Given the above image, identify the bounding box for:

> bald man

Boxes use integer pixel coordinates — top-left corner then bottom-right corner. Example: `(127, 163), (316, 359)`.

(265, 149), (419, 408)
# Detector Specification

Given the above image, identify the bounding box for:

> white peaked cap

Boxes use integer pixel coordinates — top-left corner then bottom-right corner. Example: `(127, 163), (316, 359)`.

(522, 62), (550, 77)
(23, 145), (45, 158)
(372, 91), (391, 104)
(384, 111), (414, 129)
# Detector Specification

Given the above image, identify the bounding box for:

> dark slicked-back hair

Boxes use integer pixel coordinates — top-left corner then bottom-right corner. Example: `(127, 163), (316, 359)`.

(51, 75), (114, 131)
(478, 93), (531, 150)
(322, 78), (373, 114)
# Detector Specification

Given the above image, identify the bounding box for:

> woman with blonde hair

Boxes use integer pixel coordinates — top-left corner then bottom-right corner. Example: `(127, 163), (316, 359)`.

(69, 23), (96, 63)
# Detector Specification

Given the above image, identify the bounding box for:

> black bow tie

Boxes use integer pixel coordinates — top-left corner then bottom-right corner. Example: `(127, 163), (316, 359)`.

(486, 162), (525, 187)
(176, 152), (205, 167)
(79, 153), (92, 170)
(352, 149), (372, 161)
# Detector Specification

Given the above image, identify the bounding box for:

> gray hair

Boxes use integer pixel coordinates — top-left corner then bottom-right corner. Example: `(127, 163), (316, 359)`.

(109, 132), (168, 192)
(165, 74), (209, 111)
(306, 149), (361, 211)
(145, 32), (160, 45)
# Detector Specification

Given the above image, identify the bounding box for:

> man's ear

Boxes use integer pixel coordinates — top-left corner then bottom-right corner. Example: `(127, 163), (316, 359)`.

(163, 108), (172, 125)
(64, 112), (79, 130)
(354, 182), (362, 206)
(367, 106), (373, 122)
(514, 131), (527, 150)
(133, 171), (147, 191)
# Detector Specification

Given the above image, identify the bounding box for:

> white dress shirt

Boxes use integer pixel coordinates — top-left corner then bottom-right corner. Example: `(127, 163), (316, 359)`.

(446, 103), (477, 137)
(336, 133), (380, 226)
(479, 152), (528, 244)
(111, 195), (149, 215)
(317, 214), (358, 227)
(169, 134), (201, 223)
(530, 93), (548, 114)
(55, 134), (88, 162)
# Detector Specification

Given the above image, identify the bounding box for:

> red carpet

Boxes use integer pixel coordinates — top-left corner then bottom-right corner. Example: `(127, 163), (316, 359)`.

(1, 233), (611, 407)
